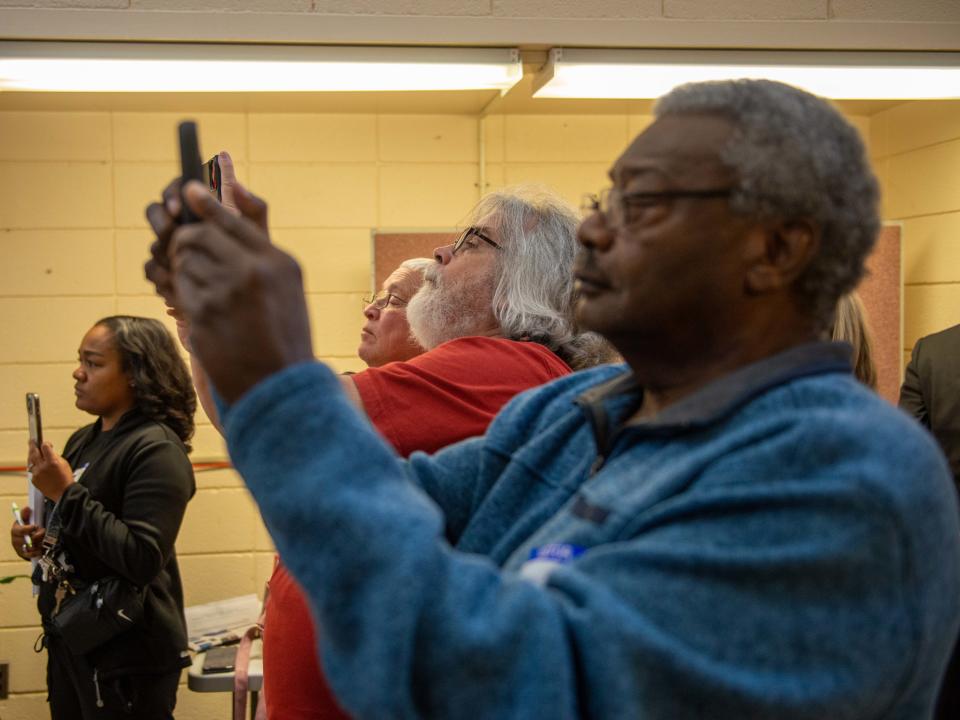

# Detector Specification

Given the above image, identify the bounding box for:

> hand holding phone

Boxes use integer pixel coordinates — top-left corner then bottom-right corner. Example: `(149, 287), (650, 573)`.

(143, 121), (205, 306)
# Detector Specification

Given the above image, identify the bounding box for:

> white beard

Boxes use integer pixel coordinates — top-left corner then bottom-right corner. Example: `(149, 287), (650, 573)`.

(407, 264), (496, 350)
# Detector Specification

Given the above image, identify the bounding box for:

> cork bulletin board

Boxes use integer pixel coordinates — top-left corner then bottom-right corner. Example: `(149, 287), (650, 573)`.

(371, 232), (456, 290)
(372, 225), (903, 403)
(857, 224), (902, 405)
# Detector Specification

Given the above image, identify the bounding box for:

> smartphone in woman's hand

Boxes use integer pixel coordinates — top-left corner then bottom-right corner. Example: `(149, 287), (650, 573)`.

(26, 393), (42, 448)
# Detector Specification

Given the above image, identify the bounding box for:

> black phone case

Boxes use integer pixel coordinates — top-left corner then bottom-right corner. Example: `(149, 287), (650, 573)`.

(201, 645), (237, 674)
(178, 121), (204, 224)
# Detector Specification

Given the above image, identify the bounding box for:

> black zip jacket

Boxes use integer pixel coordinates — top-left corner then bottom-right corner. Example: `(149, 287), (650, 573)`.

(38, 409), (196, 678)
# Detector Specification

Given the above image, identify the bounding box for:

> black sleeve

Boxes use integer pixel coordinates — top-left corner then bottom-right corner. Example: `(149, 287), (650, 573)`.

(899, 339), (929, 428)
(56, 439), (194, 587)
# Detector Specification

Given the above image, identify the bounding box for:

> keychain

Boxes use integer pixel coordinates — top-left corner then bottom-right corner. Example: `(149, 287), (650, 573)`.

(51, 579), (75, 617)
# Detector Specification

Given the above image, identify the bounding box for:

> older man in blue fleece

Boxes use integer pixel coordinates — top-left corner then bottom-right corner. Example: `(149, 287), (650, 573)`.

(151, 78), (960, 719)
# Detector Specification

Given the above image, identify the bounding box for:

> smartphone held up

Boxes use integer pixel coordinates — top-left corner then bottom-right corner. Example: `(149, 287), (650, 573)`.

(178, 121), (204, 224)
(26, 392), (42, 448)
(25, 391), (46, 531)
(177, 120), (223, 224)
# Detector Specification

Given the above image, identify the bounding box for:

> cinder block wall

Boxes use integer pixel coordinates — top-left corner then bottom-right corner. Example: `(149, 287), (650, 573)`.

(0, 99), (910, 717)
(1, 0), (959, 22)
(4, 102), (960, 720)
(0, 108), (639, 719)
(6, 99), (960, 720)
(870, 101), (960, 364)
(0, 5), (958, 720)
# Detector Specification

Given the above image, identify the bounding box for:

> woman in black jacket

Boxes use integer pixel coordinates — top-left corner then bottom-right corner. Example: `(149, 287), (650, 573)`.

(10, 315), (196, 719)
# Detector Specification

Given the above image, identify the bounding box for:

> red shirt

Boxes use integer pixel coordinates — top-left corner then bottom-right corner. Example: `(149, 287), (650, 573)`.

(263, 337), (571, 718)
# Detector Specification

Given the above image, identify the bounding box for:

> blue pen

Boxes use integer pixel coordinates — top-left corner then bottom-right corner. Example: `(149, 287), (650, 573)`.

(11, 502), (32, 549)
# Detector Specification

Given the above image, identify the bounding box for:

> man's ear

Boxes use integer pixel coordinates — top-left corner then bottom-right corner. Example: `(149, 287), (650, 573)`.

(744, 220), (819, 295)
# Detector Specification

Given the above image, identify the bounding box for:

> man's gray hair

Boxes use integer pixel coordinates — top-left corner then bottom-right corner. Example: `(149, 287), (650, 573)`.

(655, 79), (881, 329)
(463, 185), (607, 370)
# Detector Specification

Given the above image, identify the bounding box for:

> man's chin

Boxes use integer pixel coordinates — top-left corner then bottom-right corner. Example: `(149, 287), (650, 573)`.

(574, 297), (604, 334)
(357, 343), (375, 365)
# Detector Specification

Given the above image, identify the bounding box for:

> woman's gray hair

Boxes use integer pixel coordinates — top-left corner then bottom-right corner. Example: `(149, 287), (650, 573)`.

(655, 79), (881, 330)
(399, 257), (433, 276)
(462, 185), (610, 370)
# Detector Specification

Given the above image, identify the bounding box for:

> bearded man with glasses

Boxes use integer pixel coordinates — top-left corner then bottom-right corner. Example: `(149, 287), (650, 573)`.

(151, 79), (959, 719)
(268, 188), (599, 719)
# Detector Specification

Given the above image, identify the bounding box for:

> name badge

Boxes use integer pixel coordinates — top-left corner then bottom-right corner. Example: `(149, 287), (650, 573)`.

(519, 543), (585, 585)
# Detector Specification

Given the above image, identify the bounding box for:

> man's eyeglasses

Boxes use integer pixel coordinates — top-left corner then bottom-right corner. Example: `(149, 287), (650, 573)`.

(452, 226), (502, 256)
(581, 186), (733, 229)
(362, 291), (408, 311)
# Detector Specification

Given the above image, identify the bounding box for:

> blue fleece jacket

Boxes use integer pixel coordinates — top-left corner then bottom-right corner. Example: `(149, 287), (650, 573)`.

(223, 342), (960, 719)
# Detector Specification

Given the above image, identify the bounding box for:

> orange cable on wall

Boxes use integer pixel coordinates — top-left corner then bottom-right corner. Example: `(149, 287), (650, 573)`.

(0, 461), (232, 475)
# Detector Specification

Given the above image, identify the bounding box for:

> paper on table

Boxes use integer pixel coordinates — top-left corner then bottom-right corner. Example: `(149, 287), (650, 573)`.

(27, 473), (45, 596)
(185, 594), (261, 652)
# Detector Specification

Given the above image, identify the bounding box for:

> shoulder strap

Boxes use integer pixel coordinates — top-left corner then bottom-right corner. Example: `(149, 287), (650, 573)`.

(232, 622), (265, 720)
(233, 579), (270, 720)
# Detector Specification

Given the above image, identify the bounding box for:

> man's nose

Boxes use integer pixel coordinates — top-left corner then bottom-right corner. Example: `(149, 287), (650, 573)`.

(363, 302), (380, 320)
(576, 213), (614, 252)
(434, 245), (454, 265)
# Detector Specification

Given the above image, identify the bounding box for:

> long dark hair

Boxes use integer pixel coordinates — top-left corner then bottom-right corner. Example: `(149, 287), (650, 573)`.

(95, 316), (197, 452)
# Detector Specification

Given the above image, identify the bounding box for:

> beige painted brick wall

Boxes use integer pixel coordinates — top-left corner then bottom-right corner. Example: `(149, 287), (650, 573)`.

(312, 0), (492, 15)
(0, 1), (126, 7)
(0, 102), (893, 719)
(664, 0), (828, 21)
(491, 0), (660, 18)
(830, 0), (960, 22)
(0, 107), (484, 717)
(870, 101), (960, 352)
(5, 0), (959, 22)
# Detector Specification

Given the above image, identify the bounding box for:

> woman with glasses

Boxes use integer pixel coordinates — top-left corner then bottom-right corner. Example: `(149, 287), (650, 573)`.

(358, 257), (431, 369)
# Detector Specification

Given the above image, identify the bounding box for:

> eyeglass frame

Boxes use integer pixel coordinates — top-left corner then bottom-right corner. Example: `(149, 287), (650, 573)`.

(452, 226), (502, 255)
(362, 291), (409, 311)
(581, 186), (734, 229)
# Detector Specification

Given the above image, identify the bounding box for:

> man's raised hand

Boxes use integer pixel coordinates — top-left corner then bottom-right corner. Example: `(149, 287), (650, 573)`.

(167, 180), (314, 404)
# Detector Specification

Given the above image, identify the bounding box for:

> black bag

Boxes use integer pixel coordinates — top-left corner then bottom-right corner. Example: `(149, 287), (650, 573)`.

(51, 576), (144, 656)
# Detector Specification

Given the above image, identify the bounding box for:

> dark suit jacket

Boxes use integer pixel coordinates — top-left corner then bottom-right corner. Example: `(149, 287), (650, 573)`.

(900, 324), (960, 720)
(899, 324), (960, 490)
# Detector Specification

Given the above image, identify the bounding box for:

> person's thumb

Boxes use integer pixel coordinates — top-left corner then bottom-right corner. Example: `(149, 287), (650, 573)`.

(21, 506), (32, 522)
(182, 180), (271, 251)
(183, 180), (225, 221)
(232, 181), (269, 233)
(217, 150), (240, 215)
(184, 179), (268, 234)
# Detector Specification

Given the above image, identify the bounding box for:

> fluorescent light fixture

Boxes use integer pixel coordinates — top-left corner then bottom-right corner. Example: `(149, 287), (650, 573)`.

(534, 48), (960, 100)
(0, 42), (522, 93)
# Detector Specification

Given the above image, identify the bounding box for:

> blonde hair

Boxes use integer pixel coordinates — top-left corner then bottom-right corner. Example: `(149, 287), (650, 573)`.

(830, 292), (877, 389)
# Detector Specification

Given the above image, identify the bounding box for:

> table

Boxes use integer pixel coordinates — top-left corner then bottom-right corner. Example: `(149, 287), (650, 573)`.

(187, 640), (263, 719)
